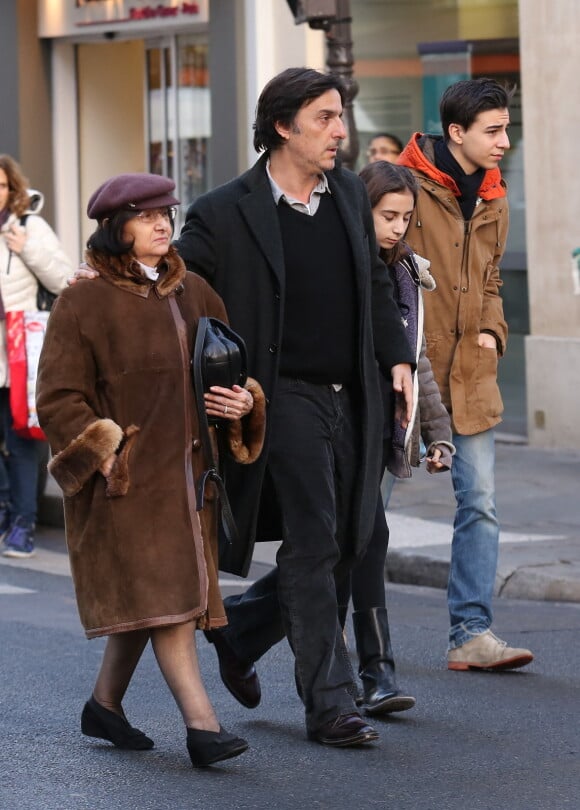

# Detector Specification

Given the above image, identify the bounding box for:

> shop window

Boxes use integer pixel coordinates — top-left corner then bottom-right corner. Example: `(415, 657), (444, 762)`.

(146, 35), (211, 222)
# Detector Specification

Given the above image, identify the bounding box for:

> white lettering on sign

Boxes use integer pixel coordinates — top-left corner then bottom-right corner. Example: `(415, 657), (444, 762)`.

(39, 1), (208, 38)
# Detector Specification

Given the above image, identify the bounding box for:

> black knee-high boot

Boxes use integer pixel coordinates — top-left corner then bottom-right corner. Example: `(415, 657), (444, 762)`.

(352, 607), (416, 716)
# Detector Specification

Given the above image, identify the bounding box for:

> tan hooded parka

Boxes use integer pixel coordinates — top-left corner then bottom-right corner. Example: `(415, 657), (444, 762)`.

(399, 133), (509, 435)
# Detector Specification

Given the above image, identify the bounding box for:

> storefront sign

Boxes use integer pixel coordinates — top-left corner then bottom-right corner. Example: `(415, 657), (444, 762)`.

(39, 0), (209, 38)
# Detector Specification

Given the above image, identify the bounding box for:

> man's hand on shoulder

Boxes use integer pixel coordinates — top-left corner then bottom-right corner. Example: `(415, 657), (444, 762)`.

(68, 262), (99, 286)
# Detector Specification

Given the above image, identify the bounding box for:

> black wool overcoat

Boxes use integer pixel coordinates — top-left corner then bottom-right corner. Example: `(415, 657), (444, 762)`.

(175, 154), (415, 576)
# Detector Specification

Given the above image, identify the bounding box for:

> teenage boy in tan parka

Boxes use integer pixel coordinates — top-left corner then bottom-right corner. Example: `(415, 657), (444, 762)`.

(398, 78), (534, 671)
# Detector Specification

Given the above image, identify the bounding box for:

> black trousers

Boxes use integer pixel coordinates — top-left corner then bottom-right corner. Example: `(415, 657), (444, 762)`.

(221, 378), (360, 732)
(335, 490), (390, 611)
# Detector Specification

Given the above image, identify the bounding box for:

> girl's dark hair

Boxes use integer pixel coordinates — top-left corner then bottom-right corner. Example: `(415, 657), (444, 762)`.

(86, 209), (176, 256)
(253, 67), (346, 153)
(359, 161), (419, 265)
(0, 154), (31, 217)
(440, 77), (516, 141)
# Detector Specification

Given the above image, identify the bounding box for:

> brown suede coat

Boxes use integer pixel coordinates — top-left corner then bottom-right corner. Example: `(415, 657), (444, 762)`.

(36, 247), (265, 639)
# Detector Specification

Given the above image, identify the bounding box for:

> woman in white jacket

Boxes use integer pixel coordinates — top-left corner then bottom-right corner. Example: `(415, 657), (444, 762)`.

(0, 154), (71, 558)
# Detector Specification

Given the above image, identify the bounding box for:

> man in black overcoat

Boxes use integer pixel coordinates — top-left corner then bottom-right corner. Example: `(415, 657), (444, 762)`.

(175, 67), (415, 747)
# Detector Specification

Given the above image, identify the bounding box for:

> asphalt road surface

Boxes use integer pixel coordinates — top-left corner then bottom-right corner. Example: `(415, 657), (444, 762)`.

(1, 559), (579, 810)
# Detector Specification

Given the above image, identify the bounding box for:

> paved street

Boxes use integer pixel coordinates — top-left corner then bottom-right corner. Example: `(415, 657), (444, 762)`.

(2, 545), (580, 810)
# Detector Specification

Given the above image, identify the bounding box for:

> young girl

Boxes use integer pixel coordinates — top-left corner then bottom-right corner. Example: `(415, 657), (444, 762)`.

(337, 162), (455, 716)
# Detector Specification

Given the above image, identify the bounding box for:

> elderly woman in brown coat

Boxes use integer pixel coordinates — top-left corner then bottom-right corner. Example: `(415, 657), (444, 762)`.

(35, 173), (265, 768)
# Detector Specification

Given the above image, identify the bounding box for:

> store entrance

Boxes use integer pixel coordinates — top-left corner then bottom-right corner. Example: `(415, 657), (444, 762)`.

(77, 39), (146, 248)
(76, 34), (211, 247)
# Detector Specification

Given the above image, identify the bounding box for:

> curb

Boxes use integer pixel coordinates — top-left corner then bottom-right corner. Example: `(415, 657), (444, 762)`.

(386, 546), (580, 604)
(39, 475), (580, 605)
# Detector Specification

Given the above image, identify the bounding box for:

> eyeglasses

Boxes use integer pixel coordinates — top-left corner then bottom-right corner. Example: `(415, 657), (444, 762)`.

(134, 207), (177, 224)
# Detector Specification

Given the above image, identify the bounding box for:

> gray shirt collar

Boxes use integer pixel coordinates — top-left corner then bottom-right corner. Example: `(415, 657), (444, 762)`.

(266, 160), (330, 215)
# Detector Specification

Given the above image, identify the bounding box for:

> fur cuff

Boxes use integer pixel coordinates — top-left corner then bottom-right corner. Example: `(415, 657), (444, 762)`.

(48, 418), (123, 497)
(226, 377), (266, 464)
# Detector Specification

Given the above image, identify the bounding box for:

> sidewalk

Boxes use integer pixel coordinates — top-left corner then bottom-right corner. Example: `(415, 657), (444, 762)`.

(6, 438), (580, 603)
(251, 438), (580, 603)
(385, 437), (580, 603)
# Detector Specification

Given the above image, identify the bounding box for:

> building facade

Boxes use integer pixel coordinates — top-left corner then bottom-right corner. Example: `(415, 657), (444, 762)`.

(3, 0), (577, 448)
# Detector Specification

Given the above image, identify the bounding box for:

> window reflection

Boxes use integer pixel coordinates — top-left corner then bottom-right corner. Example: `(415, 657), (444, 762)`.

(146, 36), (211, 218)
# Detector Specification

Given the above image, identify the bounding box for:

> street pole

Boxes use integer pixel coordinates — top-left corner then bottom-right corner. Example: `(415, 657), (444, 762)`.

(286, 0), (360, 169)
(324, 0), (359, 169)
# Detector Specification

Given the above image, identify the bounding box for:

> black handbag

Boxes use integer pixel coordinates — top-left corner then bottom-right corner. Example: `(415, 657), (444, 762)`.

(191, 317), (248, 545)
(36, 283), (57, 312)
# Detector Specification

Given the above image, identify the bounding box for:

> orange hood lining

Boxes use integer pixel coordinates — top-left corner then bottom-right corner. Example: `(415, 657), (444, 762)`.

(398, 133), (507, 201)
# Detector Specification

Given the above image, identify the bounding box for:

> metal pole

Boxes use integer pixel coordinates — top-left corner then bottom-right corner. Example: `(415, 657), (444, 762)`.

(324, 0), (359, 169)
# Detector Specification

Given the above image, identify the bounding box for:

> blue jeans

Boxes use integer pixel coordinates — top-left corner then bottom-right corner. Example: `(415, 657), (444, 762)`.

(448, 429), (499, 649)
(0, 388), (43, 526)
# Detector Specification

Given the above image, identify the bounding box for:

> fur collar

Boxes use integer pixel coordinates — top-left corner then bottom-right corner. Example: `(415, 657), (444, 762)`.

(85, 245), (186, 298)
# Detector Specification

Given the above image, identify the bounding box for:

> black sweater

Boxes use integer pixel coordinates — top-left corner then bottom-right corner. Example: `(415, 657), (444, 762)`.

(276, 193), (357, 384)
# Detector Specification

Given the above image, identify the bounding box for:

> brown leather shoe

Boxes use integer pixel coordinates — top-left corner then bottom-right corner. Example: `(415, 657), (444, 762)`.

(204, 629), (261, 709)
(308, 712), (379, 747)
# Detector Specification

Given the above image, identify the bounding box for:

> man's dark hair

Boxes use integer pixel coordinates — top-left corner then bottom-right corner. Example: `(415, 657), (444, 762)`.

(253, 67), (346, 153)
(439, 78), (516, 141)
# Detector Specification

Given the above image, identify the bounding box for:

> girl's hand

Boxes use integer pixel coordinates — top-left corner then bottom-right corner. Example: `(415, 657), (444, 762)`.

(426, 446), (444, 473)
(204, 384), (254, 421)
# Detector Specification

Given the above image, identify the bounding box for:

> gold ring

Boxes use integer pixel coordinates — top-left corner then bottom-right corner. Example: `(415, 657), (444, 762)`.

(224, 405), (228, 415)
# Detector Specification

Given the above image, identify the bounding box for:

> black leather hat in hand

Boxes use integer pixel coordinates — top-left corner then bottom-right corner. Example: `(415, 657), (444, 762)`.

(193, 318), (248, 397)
(191, 317), (248, 546)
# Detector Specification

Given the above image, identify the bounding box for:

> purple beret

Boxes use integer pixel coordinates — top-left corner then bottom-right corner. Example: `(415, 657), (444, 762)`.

(87, 172), (180, 220)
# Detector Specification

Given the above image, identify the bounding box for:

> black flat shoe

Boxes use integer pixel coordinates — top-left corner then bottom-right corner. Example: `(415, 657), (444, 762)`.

(186, 726), (248, 767)
(81, 696), (154, 750)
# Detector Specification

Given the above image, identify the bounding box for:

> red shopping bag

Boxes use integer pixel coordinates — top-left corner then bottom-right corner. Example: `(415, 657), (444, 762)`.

(6, 310), (49, 440)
